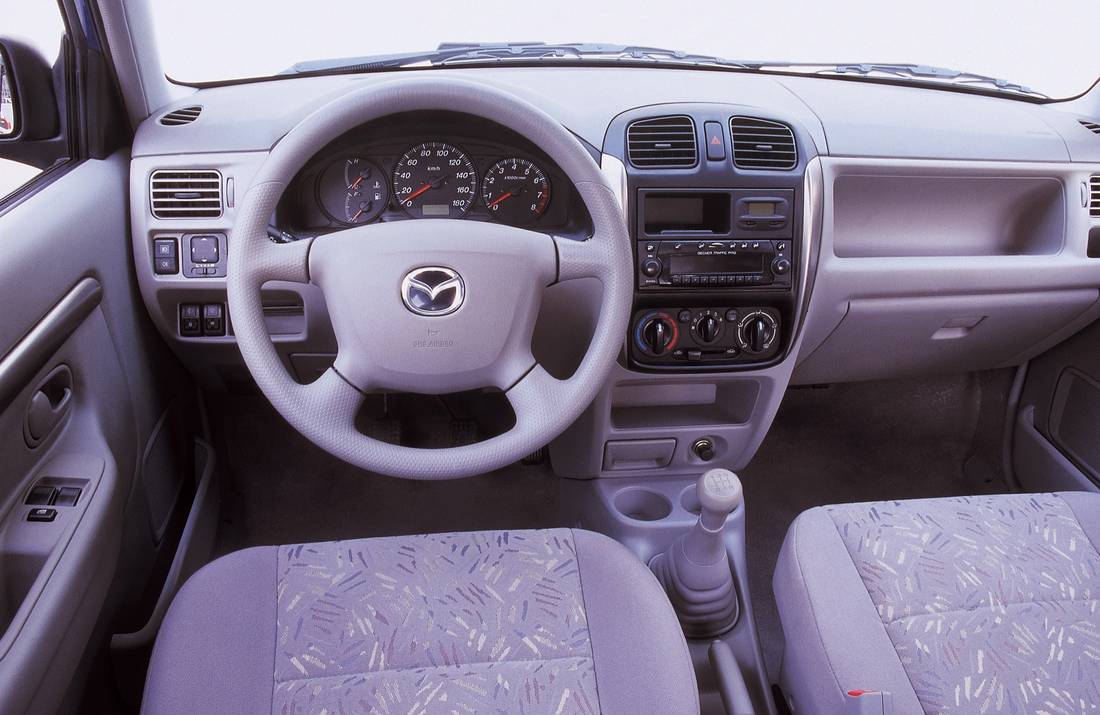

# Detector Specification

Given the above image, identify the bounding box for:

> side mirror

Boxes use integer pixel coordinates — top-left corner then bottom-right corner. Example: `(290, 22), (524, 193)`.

(0, 37), (62, 168)
(0, 51), (14, 137)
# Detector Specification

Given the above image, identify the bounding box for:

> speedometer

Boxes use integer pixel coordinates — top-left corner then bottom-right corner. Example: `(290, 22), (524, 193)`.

(392, 142), (477, 219)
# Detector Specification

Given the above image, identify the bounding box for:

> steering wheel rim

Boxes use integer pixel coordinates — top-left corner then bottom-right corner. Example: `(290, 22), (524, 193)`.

(227, 77), (631, 480)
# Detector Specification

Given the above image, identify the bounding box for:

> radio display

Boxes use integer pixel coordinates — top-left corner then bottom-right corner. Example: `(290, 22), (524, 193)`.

(670, 253), (765, 275)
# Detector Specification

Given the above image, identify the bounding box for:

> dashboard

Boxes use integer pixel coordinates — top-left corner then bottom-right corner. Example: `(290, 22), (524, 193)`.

(127, 65), (1100, 479)
(275, 112), (590, 240)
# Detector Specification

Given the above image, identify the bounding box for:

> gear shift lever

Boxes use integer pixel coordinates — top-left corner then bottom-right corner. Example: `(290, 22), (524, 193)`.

(650, 468), (742, 638)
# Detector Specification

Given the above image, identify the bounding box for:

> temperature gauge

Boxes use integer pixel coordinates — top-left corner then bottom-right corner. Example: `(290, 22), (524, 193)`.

(317, 156), (388, 225)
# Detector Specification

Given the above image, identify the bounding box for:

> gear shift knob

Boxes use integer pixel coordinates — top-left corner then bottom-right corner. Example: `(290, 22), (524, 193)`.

(698, 468), (743, 528)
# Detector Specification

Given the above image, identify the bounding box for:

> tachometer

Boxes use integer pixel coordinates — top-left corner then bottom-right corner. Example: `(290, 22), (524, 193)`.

(316, 156), (388, 225)
(482, 158), (551, 225)
(392, 142), (477, 218)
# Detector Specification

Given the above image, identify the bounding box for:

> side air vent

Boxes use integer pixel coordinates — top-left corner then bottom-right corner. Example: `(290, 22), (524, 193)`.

(1090, 176), (1100, 218)
(627, 116), (698, 168)
(1081, 120), (1100, 136)
(150, 170), (222, 219)
(159, 106), (202, 126)
(729, 117), (797, 170)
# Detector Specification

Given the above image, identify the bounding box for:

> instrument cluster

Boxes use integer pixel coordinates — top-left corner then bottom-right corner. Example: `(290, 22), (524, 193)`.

(280, 122), (581, 236)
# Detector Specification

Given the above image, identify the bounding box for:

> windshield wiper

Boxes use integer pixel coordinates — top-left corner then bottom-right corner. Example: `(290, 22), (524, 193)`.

(283, 42), (755, 75)
(754, 62), (1046, 98)
(282, 46), (1044, 100)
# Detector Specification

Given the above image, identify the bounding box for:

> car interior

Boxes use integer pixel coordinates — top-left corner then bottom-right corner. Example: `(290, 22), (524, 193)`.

(2, 1), (1100, 713)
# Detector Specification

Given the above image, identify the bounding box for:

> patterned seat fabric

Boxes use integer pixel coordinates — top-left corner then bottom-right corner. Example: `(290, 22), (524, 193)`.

(143, 529), (698, 715)
(774, 492), (1100, 715)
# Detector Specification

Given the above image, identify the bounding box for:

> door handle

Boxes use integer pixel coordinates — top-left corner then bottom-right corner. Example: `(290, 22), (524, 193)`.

(25, 364), (73, 447)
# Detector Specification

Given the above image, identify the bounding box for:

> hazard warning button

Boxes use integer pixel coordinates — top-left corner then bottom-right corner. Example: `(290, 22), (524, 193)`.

(704, 121), (726, 161)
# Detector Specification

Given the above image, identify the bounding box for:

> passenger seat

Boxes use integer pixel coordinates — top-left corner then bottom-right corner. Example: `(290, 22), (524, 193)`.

(774, 492), (1100, 714)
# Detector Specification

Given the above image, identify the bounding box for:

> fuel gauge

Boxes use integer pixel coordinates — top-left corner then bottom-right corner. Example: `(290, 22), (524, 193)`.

(317, 156), (388, 225)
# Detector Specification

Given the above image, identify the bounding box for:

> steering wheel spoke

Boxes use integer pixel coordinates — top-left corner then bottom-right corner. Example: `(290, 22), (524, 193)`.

(505, 364), (562, 428)
(251, 235), (313, 284)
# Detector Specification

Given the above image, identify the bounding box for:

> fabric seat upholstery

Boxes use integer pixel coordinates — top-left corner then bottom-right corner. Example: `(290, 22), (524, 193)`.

(143, 528), (698, 714)
(774, 492), (1100, 715)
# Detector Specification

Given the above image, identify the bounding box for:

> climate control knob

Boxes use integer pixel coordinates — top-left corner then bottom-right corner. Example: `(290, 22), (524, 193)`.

(737, 311), (779, 355)
(693, 312), (722, 344)
(637, 313), (678, 356)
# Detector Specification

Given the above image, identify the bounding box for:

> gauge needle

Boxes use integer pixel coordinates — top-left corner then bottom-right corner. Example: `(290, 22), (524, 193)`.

(486, 191), (514, 209)
(404, 182), (435, 203)
(351, 207), (365, 221)
(348, 176), (364, 190)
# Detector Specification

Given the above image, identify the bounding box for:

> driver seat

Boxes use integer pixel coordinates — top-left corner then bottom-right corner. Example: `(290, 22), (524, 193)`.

(142, 529), (699, 714)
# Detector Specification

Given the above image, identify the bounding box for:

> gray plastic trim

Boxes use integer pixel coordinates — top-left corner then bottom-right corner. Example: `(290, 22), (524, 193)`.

(793, 157), (1100, 385)
(110, 438), (218, 651)
(0, 278), (102, 412)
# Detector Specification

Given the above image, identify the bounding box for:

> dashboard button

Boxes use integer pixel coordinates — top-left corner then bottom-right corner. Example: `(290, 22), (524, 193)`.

(704, 121), (726, 161)
(154, 238), (177, 258)
(154, 257), (178, 275)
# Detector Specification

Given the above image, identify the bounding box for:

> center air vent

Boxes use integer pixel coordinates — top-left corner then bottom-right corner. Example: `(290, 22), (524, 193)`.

(627, 116), (698, 168)
(1090, 176), (1100, 218)
(159, 106), (202, 126)
(1081, 120), (1100, 136)
(729, 117), (797, 171)
(150, 170), (222, 219)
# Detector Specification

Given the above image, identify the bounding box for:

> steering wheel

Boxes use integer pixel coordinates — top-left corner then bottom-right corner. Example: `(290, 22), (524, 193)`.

(227, 78), (632, 479)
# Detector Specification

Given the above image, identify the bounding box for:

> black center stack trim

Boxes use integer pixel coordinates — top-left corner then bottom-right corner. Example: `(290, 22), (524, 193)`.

(611, 104), (811, 372)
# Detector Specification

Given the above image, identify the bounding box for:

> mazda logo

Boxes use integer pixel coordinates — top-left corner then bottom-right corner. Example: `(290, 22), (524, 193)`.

(401, 267), (465, 316)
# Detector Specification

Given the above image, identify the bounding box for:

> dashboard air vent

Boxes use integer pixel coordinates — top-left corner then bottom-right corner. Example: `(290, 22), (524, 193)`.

(729, 117), (797, 170)
(1081, 120), (1100, 136)
(160, 106), (202, 126)
(627, 116), (698, 168)
(150, 170), (222, 219)
(1091, 176), (1100, 218)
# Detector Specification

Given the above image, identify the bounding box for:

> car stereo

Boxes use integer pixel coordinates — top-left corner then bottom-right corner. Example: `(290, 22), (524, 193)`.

(636, 188), (794, 290)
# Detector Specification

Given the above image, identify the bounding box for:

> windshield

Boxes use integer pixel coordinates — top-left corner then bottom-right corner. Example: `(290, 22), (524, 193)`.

(151, 0), (1100, 100)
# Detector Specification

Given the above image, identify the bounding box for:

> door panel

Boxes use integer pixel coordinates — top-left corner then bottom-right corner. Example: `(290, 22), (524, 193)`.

(0, 152), (190, 712)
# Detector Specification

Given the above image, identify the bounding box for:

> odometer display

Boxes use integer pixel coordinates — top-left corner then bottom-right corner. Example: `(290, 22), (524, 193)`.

(392, 142), (477, 219)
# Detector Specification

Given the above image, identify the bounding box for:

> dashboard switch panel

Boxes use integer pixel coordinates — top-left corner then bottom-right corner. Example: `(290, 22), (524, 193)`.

(179, 304), (202, 337)
(630, 307), (781, 368)
(153, 238), (178, 275)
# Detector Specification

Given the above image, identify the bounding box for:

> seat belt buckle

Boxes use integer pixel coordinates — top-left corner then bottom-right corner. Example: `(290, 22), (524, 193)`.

(845, 690), (893, 714)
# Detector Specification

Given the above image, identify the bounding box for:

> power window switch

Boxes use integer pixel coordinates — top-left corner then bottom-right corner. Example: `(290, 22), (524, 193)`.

(28, 507), (57, 523)
(203, 304), (225, 336)
(55, 487), (81, 507)
(180, 304), (202, 337)
(25, 484), (57, 505)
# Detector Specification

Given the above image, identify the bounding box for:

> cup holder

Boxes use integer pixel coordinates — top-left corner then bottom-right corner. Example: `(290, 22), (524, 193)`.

(613, 488), (673, 522)
(680, 484), (702, 515)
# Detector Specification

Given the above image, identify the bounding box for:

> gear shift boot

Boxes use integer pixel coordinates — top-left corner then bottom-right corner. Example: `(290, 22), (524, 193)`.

(650, 468), (743, 638)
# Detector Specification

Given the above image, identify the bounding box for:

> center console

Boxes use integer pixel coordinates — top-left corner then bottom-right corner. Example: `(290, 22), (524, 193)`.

(620, 110), (806, 372)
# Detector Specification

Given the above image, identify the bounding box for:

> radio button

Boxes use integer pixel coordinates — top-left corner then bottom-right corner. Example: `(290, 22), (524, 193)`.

(739, 242), (749, 249)
(777, 243), (786, 252)
(772, 258), (791, 275)
(642, 258), (663, 278)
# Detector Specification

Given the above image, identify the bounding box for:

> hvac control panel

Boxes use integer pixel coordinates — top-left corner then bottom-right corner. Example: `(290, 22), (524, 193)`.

(630, 307), (781, 367)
